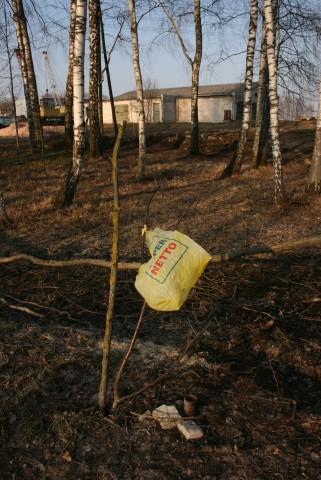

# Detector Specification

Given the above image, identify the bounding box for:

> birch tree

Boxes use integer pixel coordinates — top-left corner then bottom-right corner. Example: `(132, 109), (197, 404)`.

(1, 0), (19, 150)
(88, 0), (102, 158)
(63, 0), (87, 207)
(308, 78), (321, 192)
(160, 0), (203, 155)
(65, 0), (77, 147)
(222, 0), (258, 176)
(12, 0), (43, 152)
(264, 0), (284, 204)
(252, 17), (269, 167)
(128, 0), (146, 179)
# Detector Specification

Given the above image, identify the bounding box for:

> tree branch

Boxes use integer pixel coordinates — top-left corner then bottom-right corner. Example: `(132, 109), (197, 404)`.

(2, 235), (321, 271)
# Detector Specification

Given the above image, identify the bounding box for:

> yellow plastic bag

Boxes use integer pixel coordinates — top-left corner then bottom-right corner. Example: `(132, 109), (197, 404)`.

(135, 228), (211, 311)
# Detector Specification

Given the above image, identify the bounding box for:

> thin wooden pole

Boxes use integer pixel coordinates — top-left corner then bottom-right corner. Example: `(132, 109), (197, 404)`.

(98, 121), (125, 411)
(112, 301), (146, 410)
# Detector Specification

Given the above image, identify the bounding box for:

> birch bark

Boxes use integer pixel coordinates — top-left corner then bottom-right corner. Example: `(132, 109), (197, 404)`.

(308, 78), (321, 192)
(229, 0), (258, 174)
(12, 0), (42, 152)
(3, 0), (19, 150)
(128, 0), (146, 179)
(190, 0), (202, 155)
(264, 0), (284, 204)
(89, 0), (102, 158)
(252, 18), (270, 167)
(65, 0), (77, 147)
(63, 0), (87, 207)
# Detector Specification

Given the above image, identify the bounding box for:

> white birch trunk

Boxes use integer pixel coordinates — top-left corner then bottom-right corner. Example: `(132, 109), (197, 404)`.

(264, 0), (284, 204)
(4, 1), (19, 150)
(233, 0), (258, 173)
(252, 18), (270, 167)
(128, 0), (146, 179)
(12, 0), (42, 152)
(160, 0), (202, 156)
(308, 78), (321, 192)
(65, 0), (77, 146)
(63, 0), (87, 206)
(190, 0), (202, 155)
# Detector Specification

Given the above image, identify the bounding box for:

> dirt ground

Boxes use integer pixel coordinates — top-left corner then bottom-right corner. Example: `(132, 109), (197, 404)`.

(0, 121), (321, 479)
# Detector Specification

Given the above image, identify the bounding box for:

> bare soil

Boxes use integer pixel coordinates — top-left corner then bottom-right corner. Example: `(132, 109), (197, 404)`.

(0, 120), (321, 479)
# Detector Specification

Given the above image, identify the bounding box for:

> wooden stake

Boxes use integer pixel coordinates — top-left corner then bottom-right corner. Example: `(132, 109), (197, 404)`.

(98, 121), (125, 411)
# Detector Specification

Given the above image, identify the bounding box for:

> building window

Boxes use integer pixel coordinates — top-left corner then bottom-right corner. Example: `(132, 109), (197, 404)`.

(224, 110), (232, 121)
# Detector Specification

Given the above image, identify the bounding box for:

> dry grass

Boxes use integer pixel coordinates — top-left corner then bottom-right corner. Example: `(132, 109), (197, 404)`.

(0, 120), (321, 479)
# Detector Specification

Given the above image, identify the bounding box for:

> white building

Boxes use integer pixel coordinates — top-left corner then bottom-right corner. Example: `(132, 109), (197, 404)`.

(102, 83), (258, 124)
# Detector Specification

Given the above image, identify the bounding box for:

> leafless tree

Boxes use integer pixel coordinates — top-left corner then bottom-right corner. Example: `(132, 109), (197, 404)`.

(128, 0), (146, 179)
(100, 6), (126, 138)
(12, 0), (43, 152)
(1, 0), (19, 149)
(252, 13), (269, 167)
(62, 0), (87, 206)
(276, 0), (321, 98)
(65, 0), (77, 147)
(159, 0), (203, 155)
(89, 0), (102, 158)
(279, 92), (314, 119)
(308, 77), (321, 192)
(222, 0), (258, 176)
(265, 0), (284, 204)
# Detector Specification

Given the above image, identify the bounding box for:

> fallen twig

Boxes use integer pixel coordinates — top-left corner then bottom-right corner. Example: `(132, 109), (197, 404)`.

(0, 297), (43, 318)
(0, 254), (140, 270)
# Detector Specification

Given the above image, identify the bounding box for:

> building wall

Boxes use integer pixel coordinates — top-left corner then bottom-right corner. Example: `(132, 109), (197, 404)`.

(102, 92), (250, 124)
(176, 96), (236, 123)
(176, 98), (191, 122)
(199, 96), (236, 122)
(102, 98), (163, 124)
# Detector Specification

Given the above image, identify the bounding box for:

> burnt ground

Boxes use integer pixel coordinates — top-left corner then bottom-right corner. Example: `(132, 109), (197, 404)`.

(0, 120), (321, 479)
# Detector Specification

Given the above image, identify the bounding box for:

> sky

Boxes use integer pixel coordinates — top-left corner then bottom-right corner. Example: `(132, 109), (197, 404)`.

(4, 0), (317, 107)
(23, 1), (249, 100)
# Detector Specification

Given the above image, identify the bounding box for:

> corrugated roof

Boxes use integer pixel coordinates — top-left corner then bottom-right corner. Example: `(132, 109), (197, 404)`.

(114, 83), (256, 101)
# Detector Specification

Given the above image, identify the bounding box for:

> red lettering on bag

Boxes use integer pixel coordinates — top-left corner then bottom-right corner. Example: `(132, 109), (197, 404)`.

(150, 242), (177, 276)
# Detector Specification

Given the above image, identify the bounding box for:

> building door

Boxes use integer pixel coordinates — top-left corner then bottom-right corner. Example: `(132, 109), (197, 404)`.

(115, 104), (129, 123)
(152, 102), (161, 122)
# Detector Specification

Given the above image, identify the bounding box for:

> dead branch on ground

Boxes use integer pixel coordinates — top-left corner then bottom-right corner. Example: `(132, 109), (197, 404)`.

(1, 235), (321, 270)
(0, 297), (44, 318)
